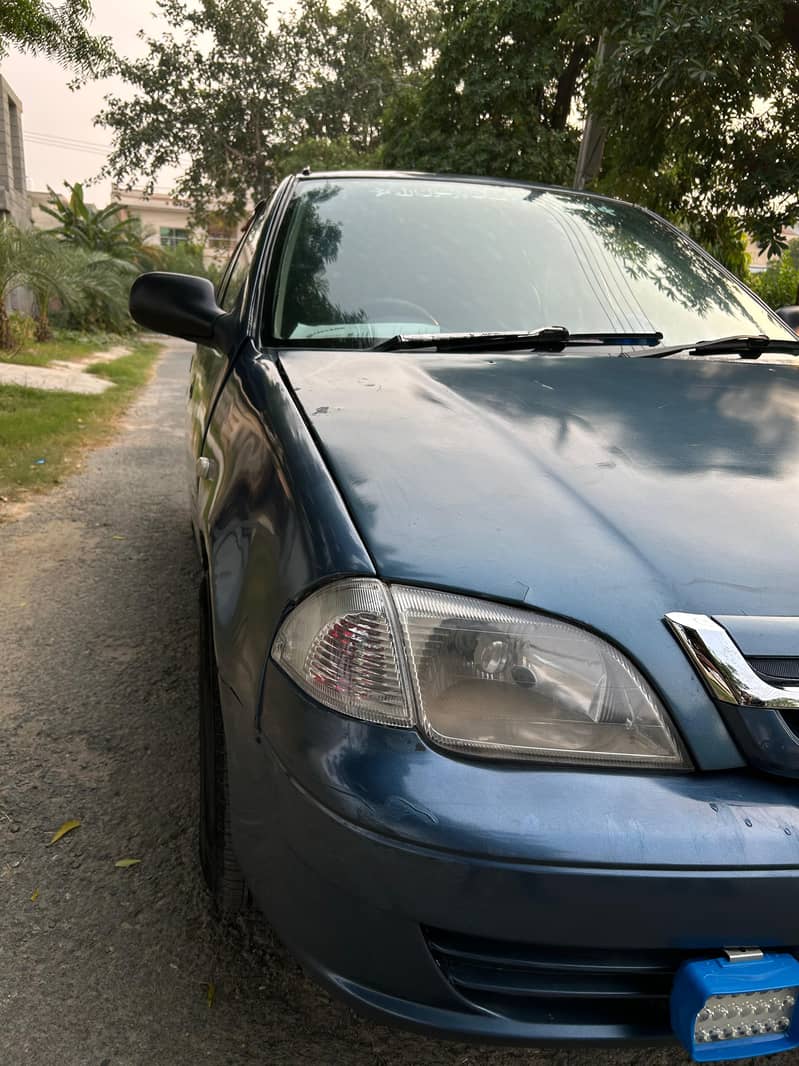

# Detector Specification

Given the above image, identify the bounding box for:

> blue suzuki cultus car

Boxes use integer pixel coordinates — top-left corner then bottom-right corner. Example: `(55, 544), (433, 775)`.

(131, 172), (799, 1060)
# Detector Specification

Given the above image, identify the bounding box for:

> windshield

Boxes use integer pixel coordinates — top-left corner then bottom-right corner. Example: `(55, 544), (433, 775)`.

(269, 177), (789, 350)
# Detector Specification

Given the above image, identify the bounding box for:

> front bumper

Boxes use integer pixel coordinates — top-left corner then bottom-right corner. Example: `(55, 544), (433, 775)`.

(222, 666), (799, 1045)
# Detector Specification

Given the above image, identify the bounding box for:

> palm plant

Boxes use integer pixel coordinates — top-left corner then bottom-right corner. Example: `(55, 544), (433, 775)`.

(25, 231), (84, 341)
(37, 181), (165, 331)
(0, 222), (76, 349)
(63, 247), (137, 332)
(0, 221), (35, 348)
(0, 219), (138, 348)
(40, 181), (164, 270)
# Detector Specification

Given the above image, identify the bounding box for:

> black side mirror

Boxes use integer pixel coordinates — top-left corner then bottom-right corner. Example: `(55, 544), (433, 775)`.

(776, 305), (799, 334)
(130, 272), (225, 342)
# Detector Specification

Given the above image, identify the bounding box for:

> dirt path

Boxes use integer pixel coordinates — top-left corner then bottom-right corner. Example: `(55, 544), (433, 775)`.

(0, 344), (133, 394)
(0, 342), (745, 1066)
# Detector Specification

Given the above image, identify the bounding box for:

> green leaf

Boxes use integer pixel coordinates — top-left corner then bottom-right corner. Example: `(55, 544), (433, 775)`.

(49, 819), (81, 844)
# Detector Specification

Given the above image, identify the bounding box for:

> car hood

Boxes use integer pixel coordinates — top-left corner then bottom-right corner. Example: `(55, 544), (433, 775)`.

(279, 348), (799, 765)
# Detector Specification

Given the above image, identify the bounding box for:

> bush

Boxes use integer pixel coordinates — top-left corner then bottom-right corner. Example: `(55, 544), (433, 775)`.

(7, 312), (37, 350)
(158, 240), (222, 285)
(749, 253), (799, 310)
(60, 248), (138, 333)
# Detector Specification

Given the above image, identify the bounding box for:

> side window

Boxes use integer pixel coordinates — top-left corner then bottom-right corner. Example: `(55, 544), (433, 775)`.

(217, 208), (267, 313)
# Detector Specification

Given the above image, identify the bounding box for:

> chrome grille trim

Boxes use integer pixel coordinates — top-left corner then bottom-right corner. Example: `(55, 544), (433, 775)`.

(665, 613), (799, 710)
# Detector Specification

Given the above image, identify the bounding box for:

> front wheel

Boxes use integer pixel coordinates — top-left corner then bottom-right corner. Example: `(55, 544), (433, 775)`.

(198, 576), (248, 916)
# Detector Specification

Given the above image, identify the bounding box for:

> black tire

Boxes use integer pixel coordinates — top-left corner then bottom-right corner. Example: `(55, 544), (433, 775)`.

(198, 575), (248, 916)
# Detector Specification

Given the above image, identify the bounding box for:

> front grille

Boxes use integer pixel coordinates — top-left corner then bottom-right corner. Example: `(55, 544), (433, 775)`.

(747, 657), (799, 741)
(425, 928), (746, 1037)
(749, 657), (799, 685)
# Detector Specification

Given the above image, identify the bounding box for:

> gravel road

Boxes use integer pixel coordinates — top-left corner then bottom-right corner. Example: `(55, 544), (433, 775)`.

(0, 342), (783, 1066)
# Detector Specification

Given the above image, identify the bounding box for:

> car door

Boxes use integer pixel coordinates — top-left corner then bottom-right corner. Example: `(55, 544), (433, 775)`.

(187, 204), (269, 504)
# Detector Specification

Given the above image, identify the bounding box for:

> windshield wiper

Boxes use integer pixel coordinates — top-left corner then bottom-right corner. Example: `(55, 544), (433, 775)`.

(372, 328), (663, 353)
(640, 334), (799, 359)
(373, 326), (570, 352)
(566, 331), (663, 348)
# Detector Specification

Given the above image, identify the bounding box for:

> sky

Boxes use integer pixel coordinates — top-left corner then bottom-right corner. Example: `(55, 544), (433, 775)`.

(1, 0), (296, 205)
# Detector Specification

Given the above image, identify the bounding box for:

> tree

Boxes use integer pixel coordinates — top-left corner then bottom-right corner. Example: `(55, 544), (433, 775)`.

(381, 0), (592, 185)
(382, 0), (799, 273)
(573, 0), (799, 259)
(272, 135), (381, 179)
(25, 232), (73, 341)
(283, 0), (437, 154)
(0, 221), (41, 348)
(98, 0), (798, 274)
(17, 235), (135, 341)
(0, 223), (86, 347)
(41, 182), (164, 270)
(63, 247), (138, 332)
(98, 0), (290, 224)
(36, 183), (166, 332)
(96, 0), (435, 222)
(0, 0), (110, 72)
(750, 254), (799, 311)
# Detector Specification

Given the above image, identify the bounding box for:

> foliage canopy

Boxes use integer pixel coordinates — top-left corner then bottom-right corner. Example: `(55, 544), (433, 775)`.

(575, 0), (799, 259)
(382, 0), (591, 187)
(96, 0), (799, 274)
(0, 0), (109, 71)
(98, 0), (435, 224)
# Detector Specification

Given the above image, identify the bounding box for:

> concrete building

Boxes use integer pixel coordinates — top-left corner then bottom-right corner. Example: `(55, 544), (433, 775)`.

(0, 74), (30, 227)
(112, 186), (192, 248)
(113, 186), (239, 263)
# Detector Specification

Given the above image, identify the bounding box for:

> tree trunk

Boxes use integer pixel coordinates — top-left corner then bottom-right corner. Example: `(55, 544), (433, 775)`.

(551, 41), (593, 131)
(35, 301), (51, 342)
(0, 299), (13, 350)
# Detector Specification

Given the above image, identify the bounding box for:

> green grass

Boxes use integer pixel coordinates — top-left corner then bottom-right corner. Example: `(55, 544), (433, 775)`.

(0, 331), (133, 368)
(0, 340), (161, 503)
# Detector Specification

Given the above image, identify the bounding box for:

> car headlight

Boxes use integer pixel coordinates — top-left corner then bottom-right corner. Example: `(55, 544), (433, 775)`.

(271, 579), (690, 769)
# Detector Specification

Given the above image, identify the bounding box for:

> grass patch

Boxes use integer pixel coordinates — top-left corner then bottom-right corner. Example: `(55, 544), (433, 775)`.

(0, 331), (133, 368)
(0, 340), (162, 504)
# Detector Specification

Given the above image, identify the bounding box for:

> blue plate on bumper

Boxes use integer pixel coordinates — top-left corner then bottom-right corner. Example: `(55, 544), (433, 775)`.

(671, 952), (799, 1061)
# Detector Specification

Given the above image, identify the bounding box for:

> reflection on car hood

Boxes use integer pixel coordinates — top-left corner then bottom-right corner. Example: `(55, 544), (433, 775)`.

(279, 348), (799, 751)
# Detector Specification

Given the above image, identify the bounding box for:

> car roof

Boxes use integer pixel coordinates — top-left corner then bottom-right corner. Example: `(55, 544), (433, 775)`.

(293, 169), (639, 212)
